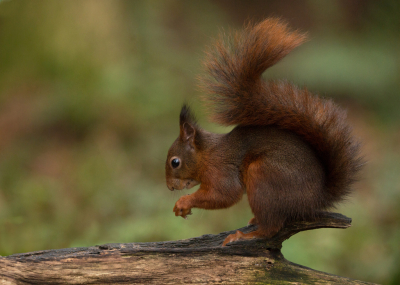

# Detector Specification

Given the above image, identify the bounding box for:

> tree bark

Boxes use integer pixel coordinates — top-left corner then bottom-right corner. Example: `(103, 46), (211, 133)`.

(0, 212), (376, 284)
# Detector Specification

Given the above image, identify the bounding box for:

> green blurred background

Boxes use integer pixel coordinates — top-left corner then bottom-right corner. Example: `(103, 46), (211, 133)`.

(0, 0), (399, 283)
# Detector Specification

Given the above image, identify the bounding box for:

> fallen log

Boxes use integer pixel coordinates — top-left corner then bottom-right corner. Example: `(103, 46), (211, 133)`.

(0, 212), (375, 284)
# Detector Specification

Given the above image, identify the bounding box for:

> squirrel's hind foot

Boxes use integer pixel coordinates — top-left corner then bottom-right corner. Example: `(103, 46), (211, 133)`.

(222, 230), (263, 246)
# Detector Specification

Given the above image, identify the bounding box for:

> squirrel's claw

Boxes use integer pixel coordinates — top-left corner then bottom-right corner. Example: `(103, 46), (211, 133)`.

(183, 210), (193, 219)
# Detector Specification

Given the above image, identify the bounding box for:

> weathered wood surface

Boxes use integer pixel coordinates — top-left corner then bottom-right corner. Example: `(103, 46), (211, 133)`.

(0, 212), (376, 284)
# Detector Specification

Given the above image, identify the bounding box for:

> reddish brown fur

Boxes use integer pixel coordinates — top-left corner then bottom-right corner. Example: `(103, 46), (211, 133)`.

(166, 18), (362, 245)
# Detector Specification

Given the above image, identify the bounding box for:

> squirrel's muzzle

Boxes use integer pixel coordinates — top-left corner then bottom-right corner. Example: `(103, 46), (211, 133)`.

(166, 178), (199, 191)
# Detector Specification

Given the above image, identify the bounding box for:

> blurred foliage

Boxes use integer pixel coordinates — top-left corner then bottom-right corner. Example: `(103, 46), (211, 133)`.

(0, 0), (399, 284)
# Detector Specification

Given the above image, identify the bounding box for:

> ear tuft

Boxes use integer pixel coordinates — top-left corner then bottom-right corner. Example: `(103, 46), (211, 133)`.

(180, 104), (197, 127)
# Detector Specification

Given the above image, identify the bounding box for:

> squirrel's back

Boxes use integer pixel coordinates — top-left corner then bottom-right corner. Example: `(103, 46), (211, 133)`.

(201, 18), (362, 207)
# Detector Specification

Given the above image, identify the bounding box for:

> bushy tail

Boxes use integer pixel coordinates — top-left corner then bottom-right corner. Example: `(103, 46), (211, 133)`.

(200, 18), (362, 205)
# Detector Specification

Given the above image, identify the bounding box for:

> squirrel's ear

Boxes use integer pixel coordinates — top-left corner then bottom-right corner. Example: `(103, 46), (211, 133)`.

(181, 122), (196, 145)
(179, 104), (198, 147)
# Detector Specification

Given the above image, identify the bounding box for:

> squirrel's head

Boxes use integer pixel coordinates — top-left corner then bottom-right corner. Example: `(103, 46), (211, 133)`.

(166, 105), (201, 191)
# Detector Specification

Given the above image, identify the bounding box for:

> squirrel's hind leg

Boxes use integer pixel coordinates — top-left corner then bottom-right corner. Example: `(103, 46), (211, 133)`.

(245, 160), (287, 237)
(223, 160), (288, 246)
(248, 217), (257, 225)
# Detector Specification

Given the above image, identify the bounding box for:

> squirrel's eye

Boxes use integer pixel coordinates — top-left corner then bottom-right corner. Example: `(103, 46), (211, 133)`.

(171, 158), (180, 169)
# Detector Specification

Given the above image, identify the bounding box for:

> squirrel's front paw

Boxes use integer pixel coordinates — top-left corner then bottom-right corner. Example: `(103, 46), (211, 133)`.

(173, 195), (193, 219)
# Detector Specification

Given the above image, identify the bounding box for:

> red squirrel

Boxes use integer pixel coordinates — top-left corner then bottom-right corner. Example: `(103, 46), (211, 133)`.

(165, 18), (362, 246)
